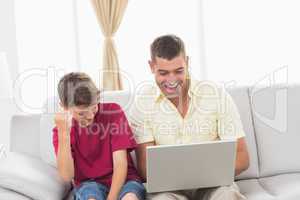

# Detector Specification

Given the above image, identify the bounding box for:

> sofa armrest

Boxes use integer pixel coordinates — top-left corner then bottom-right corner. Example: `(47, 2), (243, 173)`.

(0, 152), (70, 200)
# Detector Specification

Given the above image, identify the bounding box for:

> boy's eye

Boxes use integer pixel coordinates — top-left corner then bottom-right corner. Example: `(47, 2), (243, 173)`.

(78, 113), (84, 116)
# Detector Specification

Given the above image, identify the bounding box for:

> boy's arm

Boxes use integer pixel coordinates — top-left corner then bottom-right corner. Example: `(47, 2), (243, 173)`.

(107, 150), (128, 200)
(54, 112), (75, 182)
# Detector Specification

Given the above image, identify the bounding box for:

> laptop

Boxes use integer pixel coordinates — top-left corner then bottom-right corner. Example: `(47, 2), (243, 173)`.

(145, 139), (237, 193)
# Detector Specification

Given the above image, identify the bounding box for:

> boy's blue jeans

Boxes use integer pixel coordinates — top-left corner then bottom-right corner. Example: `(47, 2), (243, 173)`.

(73, 180), (146, 200)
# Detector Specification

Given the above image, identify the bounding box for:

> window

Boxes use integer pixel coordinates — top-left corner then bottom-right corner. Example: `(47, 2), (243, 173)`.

(77, 0), (203, 89)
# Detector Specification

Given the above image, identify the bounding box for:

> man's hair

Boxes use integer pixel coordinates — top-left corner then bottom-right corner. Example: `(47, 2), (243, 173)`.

(57, 72), (100, 108)
(150, 34), (186, 61)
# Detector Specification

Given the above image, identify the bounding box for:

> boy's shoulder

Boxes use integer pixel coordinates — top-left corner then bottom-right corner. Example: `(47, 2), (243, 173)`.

(97, 103), (125, 121)
(98, 102), (123, 112)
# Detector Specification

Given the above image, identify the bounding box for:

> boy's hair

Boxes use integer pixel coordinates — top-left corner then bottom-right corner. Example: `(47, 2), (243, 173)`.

(57, 72), (100, 108)
(150, 34), (186, 61)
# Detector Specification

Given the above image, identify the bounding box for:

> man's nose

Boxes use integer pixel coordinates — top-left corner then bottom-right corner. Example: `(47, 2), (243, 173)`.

(167, 73), (177, 82)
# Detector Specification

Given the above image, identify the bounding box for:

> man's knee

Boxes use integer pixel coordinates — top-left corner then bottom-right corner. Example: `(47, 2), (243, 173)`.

(147, 192), (188, 200)
(121, 192), (139, 200)
(88, 198), (96, 200)
(205, 184), (246, 200)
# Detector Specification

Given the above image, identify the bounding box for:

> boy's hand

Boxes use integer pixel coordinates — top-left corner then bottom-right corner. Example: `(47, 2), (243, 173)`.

(54, 107), (72, 136)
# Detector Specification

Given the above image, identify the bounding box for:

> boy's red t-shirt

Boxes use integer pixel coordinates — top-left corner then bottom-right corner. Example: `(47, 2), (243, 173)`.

(52, 103), (142, 187)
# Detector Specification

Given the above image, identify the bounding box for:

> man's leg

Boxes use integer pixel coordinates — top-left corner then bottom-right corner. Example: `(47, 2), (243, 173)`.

(192, 183), (246, 200)
(147, 191), (189, 200)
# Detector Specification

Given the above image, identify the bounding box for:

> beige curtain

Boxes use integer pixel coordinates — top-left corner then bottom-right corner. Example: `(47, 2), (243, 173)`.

(91, 0), (128, 90)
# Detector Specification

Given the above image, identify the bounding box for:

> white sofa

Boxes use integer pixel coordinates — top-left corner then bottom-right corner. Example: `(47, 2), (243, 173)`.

(1, 85), (300, 200)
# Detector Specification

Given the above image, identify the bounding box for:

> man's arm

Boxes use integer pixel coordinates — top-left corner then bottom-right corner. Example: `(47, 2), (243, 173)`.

(135, 141), (155, 181)
(107, 150), (128, 200)
(235, 137), (250, 176)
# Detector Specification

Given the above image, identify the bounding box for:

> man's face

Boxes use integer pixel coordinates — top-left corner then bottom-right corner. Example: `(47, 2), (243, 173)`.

(69, 104), (98, 127)
(149, 54), (189, 99)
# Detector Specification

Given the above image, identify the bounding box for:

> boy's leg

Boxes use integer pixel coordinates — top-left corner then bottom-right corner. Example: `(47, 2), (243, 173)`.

(73, 181), (108, 200)
(118, 180), (146, 200)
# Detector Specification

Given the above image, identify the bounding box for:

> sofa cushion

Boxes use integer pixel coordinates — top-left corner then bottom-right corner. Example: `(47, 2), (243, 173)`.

(258, 173), (300, 200)
(236, 179), (275, 200)
(40, 96), (59, 167)
(0, 187), (32, 200)
(227, 87), (259, 180)
(10, 114), (41, 158)
(100, 90), (133, 116)
(40, 113), (57, 167)
(250, 85), (300, 177)
(0, 152), (70, 200)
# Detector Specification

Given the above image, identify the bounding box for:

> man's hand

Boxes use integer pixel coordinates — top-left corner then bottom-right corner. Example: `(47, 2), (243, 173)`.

(135, 141), (155, 181)
(235, 137), (250, 176)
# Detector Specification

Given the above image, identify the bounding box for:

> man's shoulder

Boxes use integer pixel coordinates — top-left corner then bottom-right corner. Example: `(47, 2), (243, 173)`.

(190, 80), (224, 98)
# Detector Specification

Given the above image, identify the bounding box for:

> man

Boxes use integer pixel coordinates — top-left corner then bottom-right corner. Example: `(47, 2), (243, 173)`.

(129, 35), (250, 200)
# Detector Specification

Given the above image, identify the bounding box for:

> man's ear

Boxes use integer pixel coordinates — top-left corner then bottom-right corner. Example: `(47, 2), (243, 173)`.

(148, 60), (155, 73)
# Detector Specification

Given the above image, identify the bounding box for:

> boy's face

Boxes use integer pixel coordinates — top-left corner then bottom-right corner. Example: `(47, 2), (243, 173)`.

(149, 54), (189, 99)
(69, 104), (98, 127)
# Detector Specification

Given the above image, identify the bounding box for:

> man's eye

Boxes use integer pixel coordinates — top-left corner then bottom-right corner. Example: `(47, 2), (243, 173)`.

(78, 113), (84, 116)
(176, 70), (184, 74)
(159, 72), (168, 76)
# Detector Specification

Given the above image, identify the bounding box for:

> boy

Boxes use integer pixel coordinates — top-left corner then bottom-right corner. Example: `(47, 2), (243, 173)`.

(53, 72), (145, 200)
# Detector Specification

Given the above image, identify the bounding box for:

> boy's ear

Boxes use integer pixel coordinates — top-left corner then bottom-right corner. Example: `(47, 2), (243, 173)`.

(148, 60), (155, 73)
(59, 102), (67, 111)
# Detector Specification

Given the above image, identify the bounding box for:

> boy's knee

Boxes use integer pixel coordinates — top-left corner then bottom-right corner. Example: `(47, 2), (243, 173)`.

(121, 192), (139, 200)
(88, 198), (96, 200)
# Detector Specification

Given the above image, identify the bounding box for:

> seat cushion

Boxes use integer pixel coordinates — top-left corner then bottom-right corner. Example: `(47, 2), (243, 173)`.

(227, 87), (259, 180)
(0, 187), (32, 200)
(236, 179), (276, 200)
(250, 85), (300, 177)
(259, 173), (300, 200)
(0, 152), (70, 200)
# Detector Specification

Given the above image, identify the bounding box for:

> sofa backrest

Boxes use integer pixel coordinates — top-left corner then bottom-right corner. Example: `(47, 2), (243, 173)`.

(11, 88), (261, 178)
(227, 87), (260, 180)
(10, 114), (41, 158)
(250, 84), (300, 177)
